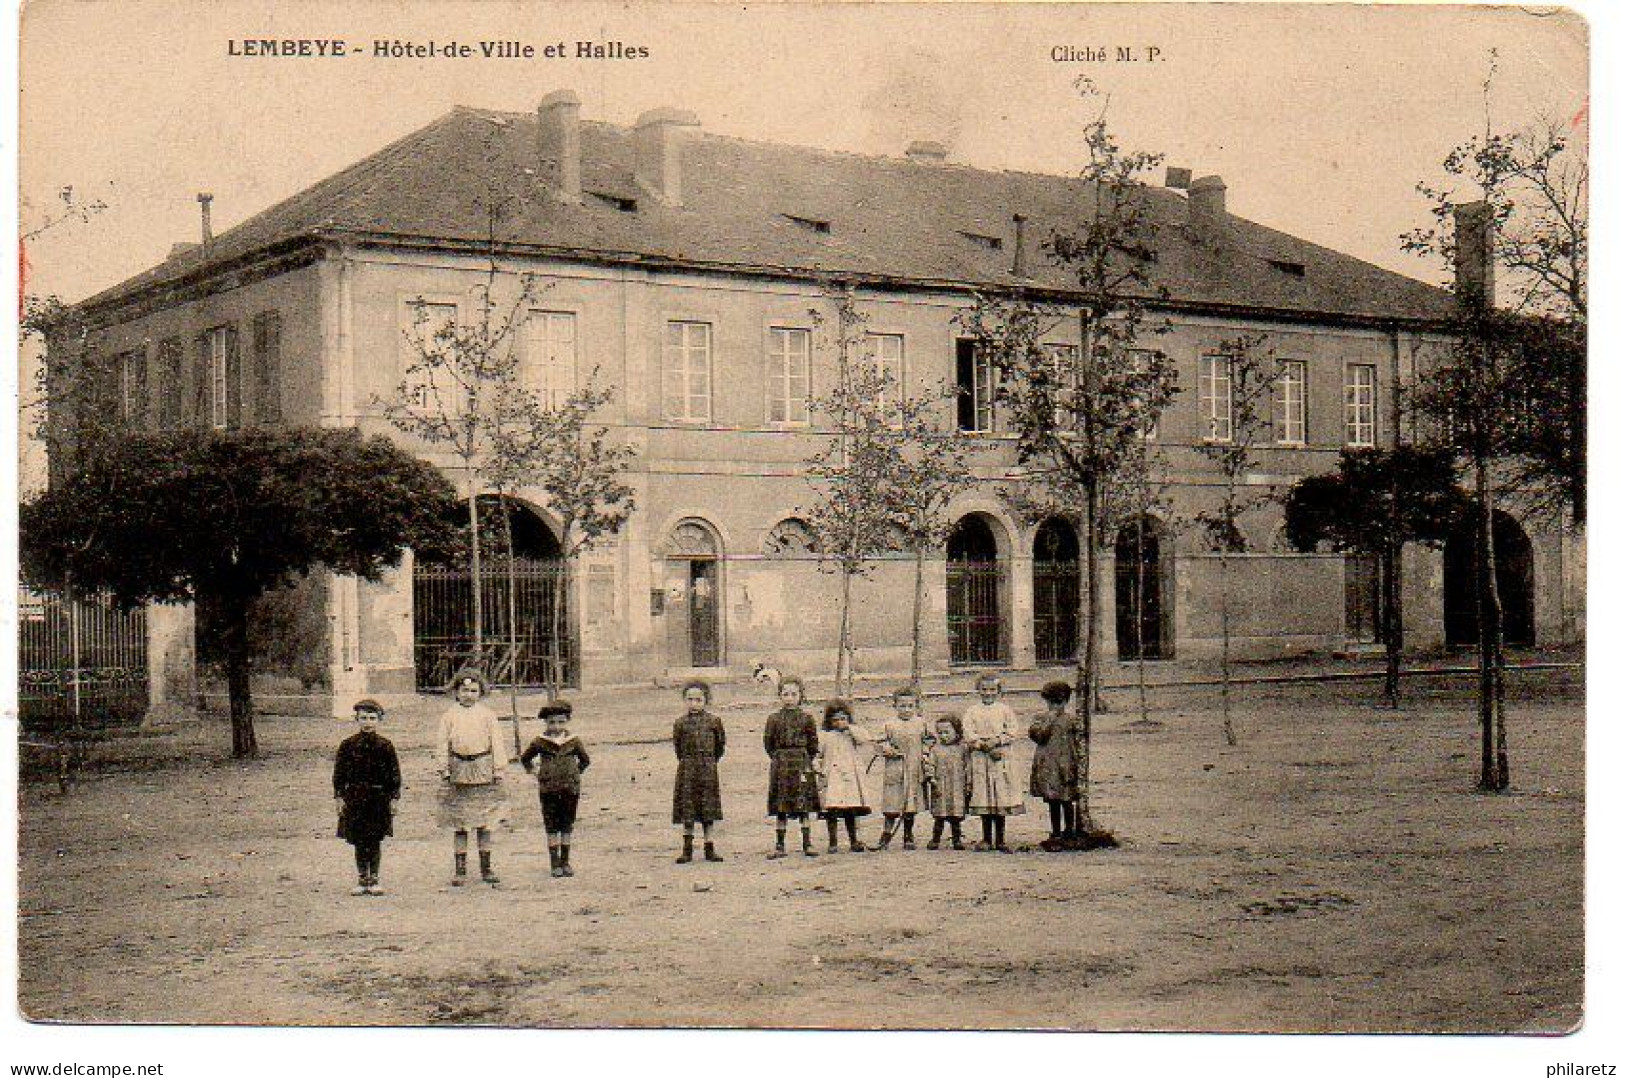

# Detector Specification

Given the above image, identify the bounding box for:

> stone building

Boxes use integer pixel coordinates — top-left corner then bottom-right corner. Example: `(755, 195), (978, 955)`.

(58, 91), (1583, 713)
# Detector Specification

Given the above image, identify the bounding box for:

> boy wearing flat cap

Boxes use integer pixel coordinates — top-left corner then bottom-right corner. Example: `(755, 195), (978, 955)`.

(520, 700), (592, 877)
(333, 699), (401, 896)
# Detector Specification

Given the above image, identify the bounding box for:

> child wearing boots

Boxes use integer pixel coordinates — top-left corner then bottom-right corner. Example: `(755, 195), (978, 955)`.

(1029, 680), (1080, 845)
(814, 700), (874, 853)
(434, 669), (511, 886)
(962, 673), (1025, 852)
(333, 698), (401, 896)
(875, 686), (931, 851)
(763, 675), (820, 859)
(923, 715), (970, 850)
(521, 700), (591, 878)
(672, 680), (726, 864)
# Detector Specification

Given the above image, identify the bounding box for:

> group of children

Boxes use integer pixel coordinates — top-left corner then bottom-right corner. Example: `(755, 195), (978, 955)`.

(331, 670), (1085, 894)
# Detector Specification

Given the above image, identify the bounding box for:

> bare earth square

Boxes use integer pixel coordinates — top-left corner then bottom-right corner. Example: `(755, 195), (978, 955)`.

(18, 670), (1581, 1031)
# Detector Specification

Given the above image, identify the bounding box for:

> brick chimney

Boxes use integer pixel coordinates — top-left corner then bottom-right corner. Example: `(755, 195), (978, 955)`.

(1011, 214), (1029, 277)
(197, 192), (214, 248)
(633, 107), (700, 207)
(1187, 175), (1226, 244)
(1453, 200), (1496, 310)
(905, 140), (948, 164)
(537, 90), (583, 204)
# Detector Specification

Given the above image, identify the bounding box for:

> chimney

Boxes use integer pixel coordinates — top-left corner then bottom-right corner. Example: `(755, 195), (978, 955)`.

(905, 140), (948, 164)
(196, 192), (214, 248)
(1187, 175), (1226, 243)
(1164, 166), (1192, 190)
(633, 106), (700, 207)
(1453, 200), (1496, 310)
(1011, 214), (1029, 277)
(537, 89), (583, 204)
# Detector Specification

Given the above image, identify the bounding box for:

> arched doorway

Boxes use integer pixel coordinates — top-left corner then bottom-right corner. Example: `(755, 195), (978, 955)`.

(413, 496), (573, 690)
(1443, 510), (1535, 648)
(947, 514), (1006, 665)
(1032, 518), (1080, 665)
(1115, 515), (1172, 660)
(666, 519), (724, 668)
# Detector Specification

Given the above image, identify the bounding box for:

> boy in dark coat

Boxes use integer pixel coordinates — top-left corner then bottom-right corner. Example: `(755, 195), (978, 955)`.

(333, 699), (402, 896)
(520, 700), (592, 877)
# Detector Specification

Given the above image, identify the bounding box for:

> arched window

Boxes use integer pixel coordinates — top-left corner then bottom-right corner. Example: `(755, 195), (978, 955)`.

(762, 518), (820, 557)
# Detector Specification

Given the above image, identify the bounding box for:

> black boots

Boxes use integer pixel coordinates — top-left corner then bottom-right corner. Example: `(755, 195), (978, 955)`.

(560, 844), (574, 877)
(549, 846), (565, 878)
(801, 826), (818, 857)
(769, 829), (788, 860)
(677, 834), (694, 864)
(704, 841), (724, 863)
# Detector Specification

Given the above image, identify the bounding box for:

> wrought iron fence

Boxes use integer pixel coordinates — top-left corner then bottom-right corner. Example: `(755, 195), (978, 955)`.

(19, 589), (149, 732)
(1033, 562), (1080, 665)
(946, 560), (1004, 665)
(412, 560), (576, 691)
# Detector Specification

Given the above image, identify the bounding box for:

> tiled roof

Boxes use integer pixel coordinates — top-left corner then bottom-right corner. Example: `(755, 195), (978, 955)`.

(80, 105), (1455, 324)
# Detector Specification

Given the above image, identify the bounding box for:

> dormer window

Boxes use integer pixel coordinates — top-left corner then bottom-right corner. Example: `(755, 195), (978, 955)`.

(1268, 259), (1306, 278)
(959, 231), (1004, 250)
(783, 214), (831, 234)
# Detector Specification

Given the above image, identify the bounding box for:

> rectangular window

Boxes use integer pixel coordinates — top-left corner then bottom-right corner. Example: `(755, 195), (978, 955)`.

(116, 349), (147, 428)
(1345, 363), (1377, 446)
(663, 320), (712, 422)
(525, 310), (577, 409)
(403, 302), (457, 409)
(156, 337), (183, 430)
(204, 326), (239, 430)
(767, 326), (811, 425)
(865, 332), (905, 402)
(1200, 353), (1233, 442)
(956, 338), (996, 433)
(1044, 343), (1078, 431)
(1127, 348), (1162, 440)
(1275, 359), (1307, 444)
(251, 312), (282, 425)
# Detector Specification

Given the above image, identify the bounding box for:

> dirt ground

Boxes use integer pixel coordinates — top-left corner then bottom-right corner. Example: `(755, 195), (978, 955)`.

(17, 670), (1583, 1032)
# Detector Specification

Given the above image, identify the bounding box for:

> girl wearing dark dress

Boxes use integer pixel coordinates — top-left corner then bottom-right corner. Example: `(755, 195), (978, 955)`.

(520, 701), (592, 878)
(672, 680), (726, 864)
(762, 676), (820, 859)
(1029, 680), (1080, 843)
(333, 699), (401, 896)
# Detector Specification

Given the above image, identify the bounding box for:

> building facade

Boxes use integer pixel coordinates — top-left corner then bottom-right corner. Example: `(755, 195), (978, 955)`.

(59, 92), (1584, 713)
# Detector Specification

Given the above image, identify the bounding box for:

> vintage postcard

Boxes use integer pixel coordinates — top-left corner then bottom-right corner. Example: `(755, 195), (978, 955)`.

(14, 0), (1588, 1050)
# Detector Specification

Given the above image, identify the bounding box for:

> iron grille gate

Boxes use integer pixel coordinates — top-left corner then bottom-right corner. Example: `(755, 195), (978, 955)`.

(947, 561), (1004, 665)
(1033, 562), (1080, 665)
(413, 560), (576, 691)
(19, 590), (149, 732)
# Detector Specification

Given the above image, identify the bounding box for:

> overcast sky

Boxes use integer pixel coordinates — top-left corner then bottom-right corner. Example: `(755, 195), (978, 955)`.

(20, 1), (1587, 306)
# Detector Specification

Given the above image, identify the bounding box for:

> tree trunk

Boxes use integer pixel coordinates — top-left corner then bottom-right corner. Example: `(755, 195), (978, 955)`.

(1474, 454), (1509, 791)
(551, 552), (570, 706)
(500, 498), (524, 757)
(220, 589), (258, 759)
(836, 566), (854, 697)
(1219, 549), (1236, 746)
(911, 544), (926, 691)
(1074, 484), (1101, 835)
(1135, 513), (1150, 724)
(467, 482), (484, 668)
(1382, 537), (1403, 709)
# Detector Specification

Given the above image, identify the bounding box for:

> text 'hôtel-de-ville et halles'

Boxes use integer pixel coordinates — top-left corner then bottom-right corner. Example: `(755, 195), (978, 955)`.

(226, 39), (650, 60)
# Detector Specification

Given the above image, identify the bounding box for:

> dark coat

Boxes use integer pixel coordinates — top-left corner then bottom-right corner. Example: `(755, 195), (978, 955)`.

(333, 731), (401, 845)
(521, 735), (592, 795)
(763, 707), (820, 816)
(672, 710), (726, 824)
(1028, 710), (1079, 801)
